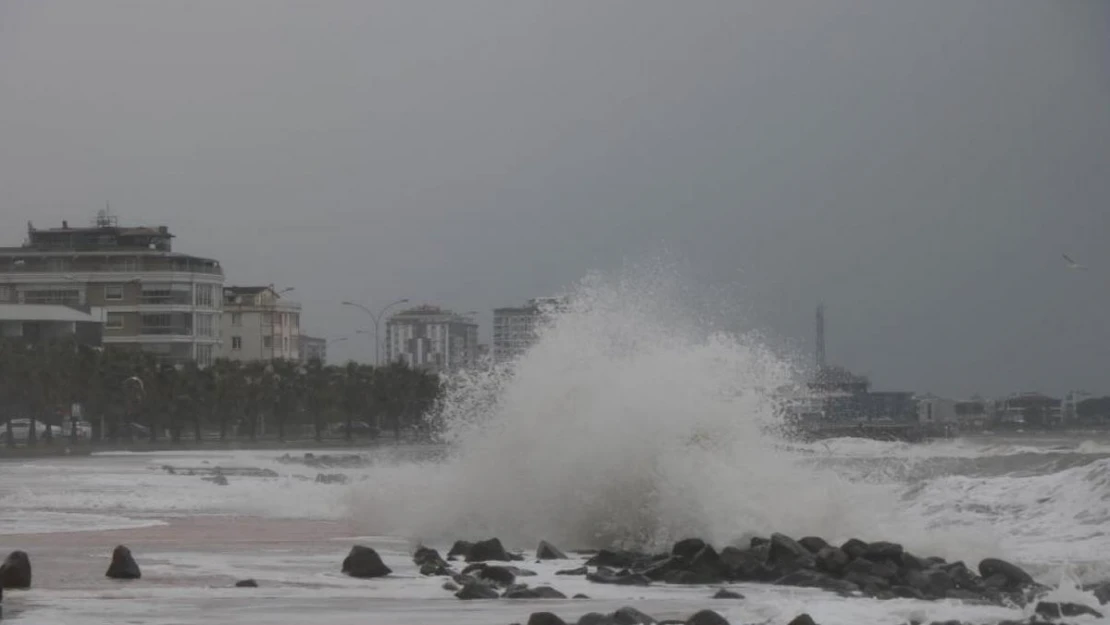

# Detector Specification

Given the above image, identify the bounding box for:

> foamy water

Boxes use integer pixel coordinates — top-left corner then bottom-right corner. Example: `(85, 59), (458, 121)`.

(3, 267), (1110, 623)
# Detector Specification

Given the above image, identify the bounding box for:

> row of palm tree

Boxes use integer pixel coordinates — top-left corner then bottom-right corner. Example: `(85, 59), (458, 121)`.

(0, 337), (443, 446)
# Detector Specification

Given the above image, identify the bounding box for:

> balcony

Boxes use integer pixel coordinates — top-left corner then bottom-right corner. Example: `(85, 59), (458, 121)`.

(139, 292), (192, 305)
(140, 326), (193, 336)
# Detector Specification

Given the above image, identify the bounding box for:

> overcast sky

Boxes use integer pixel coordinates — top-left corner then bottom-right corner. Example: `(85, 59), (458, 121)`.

(1, 1), (1107, 397)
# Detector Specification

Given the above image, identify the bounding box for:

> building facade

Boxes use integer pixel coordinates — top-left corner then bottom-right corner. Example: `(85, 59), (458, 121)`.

(220, 286), (301, 362)
(0, 213), (224, 366)
(492, 297), (566, 362)
(384, 305), (478, 373)
(299, 335), (327, 363)
(0, 303), (104, 347)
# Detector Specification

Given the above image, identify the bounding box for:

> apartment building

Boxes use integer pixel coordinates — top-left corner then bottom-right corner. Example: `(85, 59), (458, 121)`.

(492, 297), (567, 362)
(0, 213), (224, 366)
(220, 286), (301, 361)
(384, 305), (478, 373)
(299, 335), (327, 363)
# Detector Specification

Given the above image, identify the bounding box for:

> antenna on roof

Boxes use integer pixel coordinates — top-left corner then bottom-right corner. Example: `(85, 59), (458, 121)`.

(94, 204), (117, 228)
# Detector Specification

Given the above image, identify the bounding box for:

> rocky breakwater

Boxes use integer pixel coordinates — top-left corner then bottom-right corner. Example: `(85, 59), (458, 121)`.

(579, 534), (1057, 607)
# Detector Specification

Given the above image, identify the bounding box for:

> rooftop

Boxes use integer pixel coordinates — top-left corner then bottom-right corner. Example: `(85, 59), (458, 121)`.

(0, 303), (98, 323)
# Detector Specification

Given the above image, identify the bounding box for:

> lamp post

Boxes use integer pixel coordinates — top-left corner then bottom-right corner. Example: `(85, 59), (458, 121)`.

(341, 298), (408, 366)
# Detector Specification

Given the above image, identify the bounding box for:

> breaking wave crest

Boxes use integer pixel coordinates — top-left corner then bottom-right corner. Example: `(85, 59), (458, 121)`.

(347, 265), (932, 551)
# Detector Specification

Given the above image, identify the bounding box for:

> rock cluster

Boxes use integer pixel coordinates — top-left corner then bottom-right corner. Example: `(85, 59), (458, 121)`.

(513, 606), (734, 625)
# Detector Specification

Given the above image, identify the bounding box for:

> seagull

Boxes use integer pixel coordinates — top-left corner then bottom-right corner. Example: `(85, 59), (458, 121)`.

(1062, 254), (1087, 271)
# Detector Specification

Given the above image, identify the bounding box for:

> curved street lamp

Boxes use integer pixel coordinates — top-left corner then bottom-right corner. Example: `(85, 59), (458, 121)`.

(341, 298), (409, 366)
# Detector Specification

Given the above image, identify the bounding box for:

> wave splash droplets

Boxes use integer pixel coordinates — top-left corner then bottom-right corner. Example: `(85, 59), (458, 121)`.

(349, 267), (904, 550)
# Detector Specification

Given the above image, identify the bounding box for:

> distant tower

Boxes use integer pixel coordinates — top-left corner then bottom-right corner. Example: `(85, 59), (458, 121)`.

(815, 304), (826, 370)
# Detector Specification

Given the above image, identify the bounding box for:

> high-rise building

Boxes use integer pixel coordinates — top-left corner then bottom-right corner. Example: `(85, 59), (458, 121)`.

(220, 286), (301, 362)
(0, 212), (224, 366)
(492, 297), (566, 362)
(384, 305), (478, 373)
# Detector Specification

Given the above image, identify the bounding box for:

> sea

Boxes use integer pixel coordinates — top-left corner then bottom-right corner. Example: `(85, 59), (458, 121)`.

(2, 267), (1108, 624)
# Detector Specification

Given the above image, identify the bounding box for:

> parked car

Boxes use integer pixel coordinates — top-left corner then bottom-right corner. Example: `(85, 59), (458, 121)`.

(0, 418), (60, 444)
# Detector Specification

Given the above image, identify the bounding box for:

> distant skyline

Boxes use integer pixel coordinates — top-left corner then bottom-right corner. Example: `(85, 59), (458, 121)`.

(2, 1), (1108, 397)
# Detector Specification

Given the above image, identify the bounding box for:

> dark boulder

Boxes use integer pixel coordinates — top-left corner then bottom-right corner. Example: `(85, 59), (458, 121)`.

(815, 547), (850, 575)
(712, 588), (744, 599)
(769, 533), (810, 564)
(942, 562), (983, 591)
(528, 613), (569, 625)
(845, 572), (890, 594)
(750, 537), (770, 549)
(454, 580), (500, 599)
(467, 537), (513, 562)
(613, 606), (657, 624)
(775, 570), (859, 593)
(476, 565), (517, 587)
(586, 569), (652, 586)
(863, 541), (904, 562)
(1035, 601), (1103, 619)
(719, 546), (769, 581)
(686, 610), (730, 625)
(578, 613), (618, 625)
(902, 569), (933, 594)
(341, 545), (392, 578)
(1086, 581), (1110, 605)
(538, 540), (569, 560)
(556, 566), (588, 576)
(420, 561), (452, 576)
(840, 539), (868, 560)
(900, 551), (928, 571)
(844, 556), (898, 580)
(511, 586), (567, 599)
(786, 615), (817, 625)
(891, 585), (927, 600)
(925, 568), (956, 595)
(673, 538), (708, 560)
(978, 558), (1035, 588)
(442, 580), (460, 591)
(415, 546), (451, 576)
(799, 537), (830, 554)
(0, 550), (32, 588)
(586, 549), (639, 569)
(235, 579), (258, 587)
(106, 545), (141, 580)
(448, 540), (474, 560)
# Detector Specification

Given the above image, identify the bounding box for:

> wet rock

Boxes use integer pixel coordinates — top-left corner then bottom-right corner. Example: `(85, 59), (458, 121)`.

(442, 580), (460, 591)
(864, 541), (904, 562)
(925, 568), (956, 595)
(613, 606), (657, 624)
(900, 551), (928, 571)
(414, 546), (451, 576)
(845, 572), (890, 594)
(686, 610), (730, 625)
(769, 533), (810, 564)
(466, 537), (513, 562)
(586, 569), (652, 586)
(0, 550), (32, 588)
(799, 537), (830, 554)
(475, 564), (517, 587)
(892, 585), (927, 600)
(840, 538), (868, 560)
(455, 580), (500, 600)
(235, 579), (258, 587)
(815, 547), (850, 575)
(574, 593), (590, 599)
(507, 586), (568, 599)
(538, 540), (569, 560)
(106, 545), (141, 580)
(586, 549), (640, 569)
(448, 540), (474, 560)
(161, 465), (176, 474)
(528, 613), (569, 625)
(578, 613), (618, 625)
(776, 570), (860, 593)
(1086, 581), (1110, 605)
(944, 589), (987, 602)
(844, 556), (898, 580)
(712, 588), (744, 599)
(341, 545), (392, 578)
(787, 615), (817, 625)
(673, 538), (709, 560)
(943, 562), (983, 591)
(1035, 601), (1103, 619)
(557, 566), (588, 576)
(203, 474), (229, 486)
(719, 546), (768, 581)
(315, 473), (349, 484)
(978, 558), (1035, 588)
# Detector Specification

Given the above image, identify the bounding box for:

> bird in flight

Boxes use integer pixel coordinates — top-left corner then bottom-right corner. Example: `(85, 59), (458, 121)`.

(1062, 254), (1088, 271)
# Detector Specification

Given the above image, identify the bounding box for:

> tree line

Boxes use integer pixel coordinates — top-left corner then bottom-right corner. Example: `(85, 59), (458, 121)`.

(0, 338), (443, 446)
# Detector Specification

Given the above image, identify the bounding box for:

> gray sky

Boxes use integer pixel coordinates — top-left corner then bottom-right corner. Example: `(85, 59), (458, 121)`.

(1, 1), (1108, 397)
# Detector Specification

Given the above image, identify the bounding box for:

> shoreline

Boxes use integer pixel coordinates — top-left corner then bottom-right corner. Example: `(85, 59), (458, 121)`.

(0, 438), (436, 460)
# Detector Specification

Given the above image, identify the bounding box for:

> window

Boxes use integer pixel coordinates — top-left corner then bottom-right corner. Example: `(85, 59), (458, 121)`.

(231, 313), (242, 327)
(105, 313), (125, 330)
(46, 258), (71, 272)
(291, 313), (300, 330)
(261, 312), (272, 325)
(0, 286), (9, 302)
(231, 336), (242, 350)
(283, 336), (289, 351)
(196, 313), (216, 337)
(263, 336), (273, 349)
(195, 284), (215, 308)
(22, 288), (80, 306)
(104, 285), (124, 301)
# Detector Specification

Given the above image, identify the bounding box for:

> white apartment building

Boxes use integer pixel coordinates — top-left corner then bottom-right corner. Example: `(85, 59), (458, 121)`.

(492, 297), (567, 362)
(220, 286), (301, 362)
(0, 213), (224, 366)
(384, 305), (478, 373)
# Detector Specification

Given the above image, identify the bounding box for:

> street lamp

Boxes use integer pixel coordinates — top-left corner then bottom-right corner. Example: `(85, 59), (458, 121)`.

(341, 298), (409, 366)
